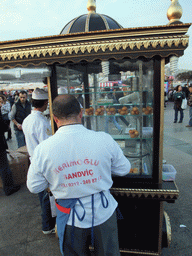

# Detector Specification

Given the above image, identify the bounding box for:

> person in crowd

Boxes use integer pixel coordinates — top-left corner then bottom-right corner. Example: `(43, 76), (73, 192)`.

(0, 95), (12, 140)
(0, 94), (12, 140)
(7, 91), (15, 107)
(182, 84), (189, 100)
(9, 90), (31, 148)
(14, 91), (19, 102)
(168, 89), (174, 102)
(104, 87), (123, 134)
(27, 94), (131, 256)
(75, 88), (85, 125)
(186, 84), (192, 127)
(27, 89), (34, 103)
(0, 111), (20, 196)
(173, 85), (185, 123)
(75, 88), (84, 108)
(22, 88), (56, 235)
(0, 95), (11, 117)
(164, 89), (168, 108)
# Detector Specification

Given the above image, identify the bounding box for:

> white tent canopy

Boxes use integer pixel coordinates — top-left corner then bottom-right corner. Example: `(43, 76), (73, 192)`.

(0, 82), (46, 91)
(0, 66), (50, 91)
(0, 67), (51, 82)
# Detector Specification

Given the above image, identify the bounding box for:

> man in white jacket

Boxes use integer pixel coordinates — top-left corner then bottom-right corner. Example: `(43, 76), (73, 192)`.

(27, 94), (131, 256)
(23, 88), (56, 235)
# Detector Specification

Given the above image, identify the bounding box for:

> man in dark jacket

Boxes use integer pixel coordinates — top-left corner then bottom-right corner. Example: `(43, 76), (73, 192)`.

(0, 112), (20, 196)
(9, 91), (31, 148)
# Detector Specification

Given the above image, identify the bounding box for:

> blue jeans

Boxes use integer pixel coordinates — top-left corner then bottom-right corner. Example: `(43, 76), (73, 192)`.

(189, 106), (192, 126)
(174, 108), (184, 122)
(38, 190), (56, 231)
(15, 129), (26, 148)
(105, 116), (121, 133)
(0, 150), (15, 195)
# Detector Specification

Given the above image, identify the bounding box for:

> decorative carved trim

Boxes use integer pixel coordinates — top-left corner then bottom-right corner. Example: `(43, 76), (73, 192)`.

(0, 35), (189, 62)
(110, 186), (179, 200)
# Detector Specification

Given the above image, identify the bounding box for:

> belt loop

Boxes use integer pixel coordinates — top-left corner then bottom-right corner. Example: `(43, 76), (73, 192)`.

(100, 191), (109, 208)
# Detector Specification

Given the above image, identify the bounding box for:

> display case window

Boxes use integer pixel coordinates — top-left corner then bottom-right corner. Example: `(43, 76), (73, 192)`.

(56, 59), (154, 179)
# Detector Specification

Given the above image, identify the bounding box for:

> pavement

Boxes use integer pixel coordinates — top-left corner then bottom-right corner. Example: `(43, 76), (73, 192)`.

(0, 101), (192, 256)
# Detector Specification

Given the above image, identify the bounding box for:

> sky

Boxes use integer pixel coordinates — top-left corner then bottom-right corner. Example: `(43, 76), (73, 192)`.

(0, 0), (191, 70)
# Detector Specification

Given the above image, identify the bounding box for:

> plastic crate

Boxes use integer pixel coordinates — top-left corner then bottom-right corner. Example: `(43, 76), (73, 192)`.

(162, 164), (177, 181)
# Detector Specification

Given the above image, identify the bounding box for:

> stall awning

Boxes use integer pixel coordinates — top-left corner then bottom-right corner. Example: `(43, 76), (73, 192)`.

(0, 82), (46, 91)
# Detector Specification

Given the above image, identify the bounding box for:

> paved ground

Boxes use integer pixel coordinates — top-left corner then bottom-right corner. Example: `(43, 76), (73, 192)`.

(161, 102), (192, 256)
(0, 101), (192, 255)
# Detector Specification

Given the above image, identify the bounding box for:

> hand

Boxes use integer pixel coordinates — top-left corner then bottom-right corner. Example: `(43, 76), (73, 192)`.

(17, 124), (22, 130)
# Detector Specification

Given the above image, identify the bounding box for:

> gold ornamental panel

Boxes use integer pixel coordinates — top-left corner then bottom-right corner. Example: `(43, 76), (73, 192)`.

(110, 186), (179, 201)
(0, 35), (189, 62)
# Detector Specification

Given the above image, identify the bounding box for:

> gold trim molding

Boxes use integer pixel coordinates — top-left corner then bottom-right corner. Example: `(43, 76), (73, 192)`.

(110, 186), (179, 200)
(0, 35), (189, 62)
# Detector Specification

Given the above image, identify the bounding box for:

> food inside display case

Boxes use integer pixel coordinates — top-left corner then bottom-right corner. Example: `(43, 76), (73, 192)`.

(56, 59), (154, 178)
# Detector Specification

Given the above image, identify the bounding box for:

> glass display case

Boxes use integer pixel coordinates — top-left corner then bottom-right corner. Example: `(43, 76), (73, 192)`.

(55, 59), (154, 180)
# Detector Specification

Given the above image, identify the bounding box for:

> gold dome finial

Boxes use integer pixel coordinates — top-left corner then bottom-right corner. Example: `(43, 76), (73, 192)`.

(87, 0), (96, 13)
(167, 0), (183, 25)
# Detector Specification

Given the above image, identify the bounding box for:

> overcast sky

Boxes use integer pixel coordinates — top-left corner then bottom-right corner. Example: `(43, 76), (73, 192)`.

(0, 0), (191, 70)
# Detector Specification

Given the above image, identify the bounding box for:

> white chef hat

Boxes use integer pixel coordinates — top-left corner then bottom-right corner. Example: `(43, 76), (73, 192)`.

(32, 88), (48, 100)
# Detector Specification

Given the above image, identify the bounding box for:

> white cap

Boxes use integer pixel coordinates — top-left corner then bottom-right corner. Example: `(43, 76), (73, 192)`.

(32, 88), (48, 100)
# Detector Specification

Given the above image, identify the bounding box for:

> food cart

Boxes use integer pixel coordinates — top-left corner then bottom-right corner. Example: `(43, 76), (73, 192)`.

(0, 0), (190, 255)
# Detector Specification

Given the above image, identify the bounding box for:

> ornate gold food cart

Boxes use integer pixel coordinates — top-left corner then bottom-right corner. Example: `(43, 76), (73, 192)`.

(0, 0), (190, 255)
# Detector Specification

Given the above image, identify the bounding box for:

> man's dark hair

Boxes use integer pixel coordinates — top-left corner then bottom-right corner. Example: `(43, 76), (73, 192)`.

(53, 94), (81, 119)
(19, 90), (27, 95)
(32, 99), (48, 108)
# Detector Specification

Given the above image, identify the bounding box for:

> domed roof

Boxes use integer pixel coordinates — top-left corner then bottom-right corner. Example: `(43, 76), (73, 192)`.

(60, 0), (123, 34)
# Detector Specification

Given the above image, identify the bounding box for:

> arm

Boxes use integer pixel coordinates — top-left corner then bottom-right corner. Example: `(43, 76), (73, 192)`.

(9, 104), (22, 130)
(111, 139), (131, 176)
(9, 104), (16, 120)
(37, 120), (52, 143)
(12, 119), (22, 130)
(27, 146), (49, 193)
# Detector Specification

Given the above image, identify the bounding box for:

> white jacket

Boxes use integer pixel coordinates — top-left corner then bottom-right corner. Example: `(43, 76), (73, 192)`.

(22, 110), (52, 159)
(27, 124), (131, 227)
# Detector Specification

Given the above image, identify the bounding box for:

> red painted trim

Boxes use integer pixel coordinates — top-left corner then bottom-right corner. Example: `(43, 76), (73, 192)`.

(55, 202), (71, 214)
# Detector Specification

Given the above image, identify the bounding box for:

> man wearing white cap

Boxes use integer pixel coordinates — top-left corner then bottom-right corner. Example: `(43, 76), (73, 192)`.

(23, 88), (56, 234)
